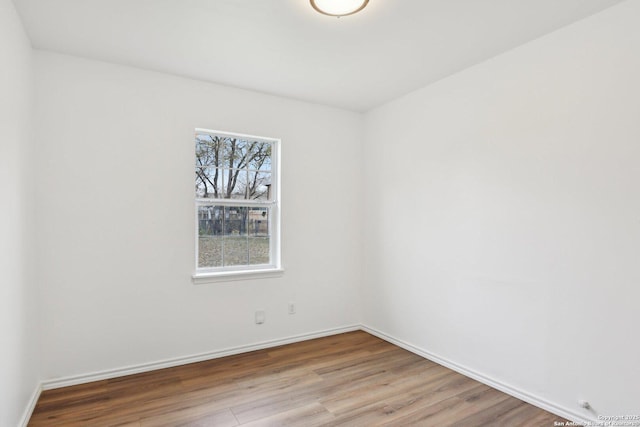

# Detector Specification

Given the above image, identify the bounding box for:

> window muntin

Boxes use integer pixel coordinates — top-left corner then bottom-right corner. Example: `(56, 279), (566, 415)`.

(194, 129), (280, 276)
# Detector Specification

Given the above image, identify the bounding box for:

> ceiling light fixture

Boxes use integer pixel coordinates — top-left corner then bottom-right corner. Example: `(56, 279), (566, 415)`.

(310, 0), (369, 17)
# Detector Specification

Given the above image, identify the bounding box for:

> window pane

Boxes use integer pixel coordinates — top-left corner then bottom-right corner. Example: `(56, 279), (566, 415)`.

(247, 171), (271, 200)
(248, 207), (269, 236)
(196, 134), (223, 168)
(196, 167), (224, 198)
(248, 142), (272, 172)
(228, 169), (248, 199)
(249, 207), (270, 265)
(223, 207), (248, 266)
(222, 138), (246, 169)
(220, 168), (231, 198)
(198, 206), (223, 268)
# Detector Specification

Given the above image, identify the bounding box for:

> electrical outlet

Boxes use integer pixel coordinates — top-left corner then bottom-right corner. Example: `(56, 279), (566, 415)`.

(288, 302), (296, 315)
(255, 310), (266, 324)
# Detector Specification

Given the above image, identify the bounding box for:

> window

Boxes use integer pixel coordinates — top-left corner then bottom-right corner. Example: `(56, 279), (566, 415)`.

(193, 129), (281, 282)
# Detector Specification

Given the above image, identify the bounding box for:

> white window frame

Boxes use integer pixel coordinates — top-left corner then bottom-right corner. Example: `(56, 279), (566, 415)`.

(192, 129), (282, 284)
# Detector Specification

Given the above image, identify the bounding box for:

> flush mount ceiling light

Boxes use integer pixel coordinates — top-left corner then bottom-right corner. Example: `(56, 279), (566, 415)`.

(310, 0), (369, 17)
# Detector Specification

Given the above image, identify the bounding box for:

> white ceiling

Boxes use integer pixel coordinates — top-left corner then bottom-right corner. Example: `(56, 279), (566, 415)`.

(14, 0), (623, 112)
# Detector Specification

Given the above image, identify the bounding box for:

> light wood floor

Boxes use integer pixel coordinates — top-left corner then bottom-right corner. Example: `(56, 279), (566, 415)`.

(29, 331), (566, 426)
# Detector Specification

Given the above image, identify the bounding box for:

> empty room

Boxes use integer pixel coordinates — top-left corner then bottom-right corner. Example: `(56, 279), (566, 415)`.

(2, 0), (639, 425)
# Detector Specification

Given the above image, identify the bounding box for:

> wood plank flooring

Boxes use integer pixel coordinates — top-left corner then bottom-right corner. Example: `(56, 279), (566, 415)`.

(29, 331), (566, 426)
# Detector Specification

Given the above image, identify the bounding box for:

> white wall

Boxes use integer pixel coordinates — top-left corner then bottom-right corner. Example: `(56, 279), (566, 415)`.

(0, 0), (39, 425)
(34, 51), (362, 381)
(363, 0), (639, 421)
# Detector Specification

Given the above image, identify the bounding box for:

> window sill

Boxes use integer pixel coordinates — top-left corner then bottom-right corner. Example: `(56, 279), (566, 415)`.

(192, 268), (284, 284)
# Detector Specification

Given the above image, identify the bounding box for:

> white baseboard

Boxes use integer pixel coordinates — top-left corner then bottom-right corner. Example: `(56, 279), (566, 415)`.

(41, 324), (360, 390)
(361, 325), (595, 426)
(19, 383), (41, 427)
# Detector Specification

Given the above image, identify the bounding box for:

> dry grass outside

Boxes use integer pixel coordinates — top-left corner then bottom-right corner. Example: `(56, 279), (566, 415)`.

(198, 236), (270, 267)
